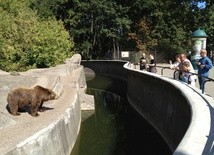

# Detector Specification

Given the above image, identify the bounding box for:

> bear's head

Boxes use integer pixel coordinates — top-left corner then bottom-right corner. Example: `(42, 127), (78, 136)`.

(34, 85), (59, 101)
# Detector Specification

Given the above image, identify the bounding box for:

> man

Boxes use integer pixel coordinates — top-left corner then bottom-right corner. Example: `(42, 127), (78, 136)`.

(147, 53), (157, 73)
(181, 61), (196, 86)
(177, 53), (194, 71)
(139, 53), (147, 70)
(176, 53), (196, 86)
(197, 49), (213, 90)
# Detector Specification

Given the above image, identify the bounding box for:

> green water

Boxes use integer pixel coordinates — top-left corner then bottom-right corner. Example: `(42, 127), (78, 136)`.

(71, 89), (172, 155)
(71, 75), (172, 155)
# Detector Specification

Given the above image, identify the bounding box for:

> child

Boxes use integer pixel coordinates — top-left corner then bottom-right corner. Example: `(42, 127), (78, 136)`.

(180, 61), (196, 86)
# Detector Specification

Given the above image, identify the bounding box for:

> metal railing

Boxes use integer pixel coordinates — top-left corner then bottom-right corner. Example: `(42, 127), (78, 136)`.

(156, 66), (214, 94)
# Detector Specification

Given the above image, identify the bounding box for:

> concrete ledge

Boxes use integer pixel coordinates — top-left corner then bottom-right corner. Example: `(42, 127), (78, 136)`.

(7, 94), (81, 155)
(0, 54), (89, 155)
(81, 60), (214, 155)
(124, 62), (213, 155)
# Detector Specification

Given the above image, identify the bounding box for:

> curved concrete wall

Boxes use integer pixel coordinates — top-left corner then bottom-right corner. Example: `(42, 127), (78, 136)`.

(82, 60), (213, 155)
(81, 60), (128, 97)
(126, 68), (191, 150)
(81, 60), (128, 81)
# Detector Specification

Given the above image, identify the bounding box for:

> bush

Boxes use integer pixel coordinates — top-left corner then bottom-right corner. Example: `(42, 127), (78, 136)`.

(0, 0), (74, 71)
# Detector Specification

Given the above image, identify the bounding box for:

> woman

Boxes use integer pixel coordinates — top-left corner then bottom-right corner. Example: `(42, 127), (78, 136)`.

(169, 54), (181, 69)
(169, 54), (181, 79)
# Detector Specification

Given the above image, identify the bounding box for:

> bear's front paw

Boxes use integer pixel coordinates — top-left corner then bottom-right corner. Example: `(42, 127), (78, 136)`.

(31, 113), (39, 117)
(12, 112), (21, 116)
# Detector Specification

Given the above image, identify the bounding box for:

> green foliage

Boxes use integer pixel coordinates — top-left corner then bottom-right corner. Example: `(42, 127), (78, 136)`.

(156, 39), (185, 61)
(0, 0), (74, 71)
(1, 0), (214, 64)
(46, 0), (131, 59)
(126, 0), (214, 61)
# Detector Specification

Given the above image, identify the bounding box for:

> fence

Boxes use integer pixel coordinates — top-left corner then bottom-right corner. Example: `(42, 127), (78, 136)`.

(156, 65), (214, 94)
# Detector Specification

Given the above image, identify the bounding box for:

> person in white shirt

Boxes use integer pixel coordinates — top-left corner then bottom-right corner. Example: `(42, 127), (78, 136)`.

(177, 53), (196, 86)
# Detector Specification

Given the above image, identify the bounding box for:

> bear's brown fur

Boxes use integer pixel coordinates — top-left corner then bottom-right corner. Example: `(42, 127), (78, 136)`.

(7, 85), (59, 117)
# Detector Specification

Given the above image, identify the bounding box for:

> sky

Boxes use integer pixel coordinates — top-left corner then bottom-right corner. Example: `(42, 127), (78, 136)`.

(197, 2), (206, 8)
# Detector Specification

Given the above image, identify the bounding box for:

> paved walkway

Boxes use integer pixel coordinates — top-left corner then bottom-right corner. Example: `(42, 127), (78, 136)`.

(156, 63), (214, 98)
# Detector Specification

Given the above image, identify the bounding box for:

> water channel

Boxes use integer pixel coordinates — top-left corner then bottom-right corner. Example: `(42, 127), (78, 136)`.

(71, 75), (172, 155)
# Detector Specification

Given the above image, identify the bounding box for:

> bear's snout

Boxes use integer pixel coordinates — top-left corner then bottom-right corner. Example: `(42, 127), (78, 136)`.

(55, 95), (59, 99)
(49, 93), (59, 100)
(54, 94), (60, 99)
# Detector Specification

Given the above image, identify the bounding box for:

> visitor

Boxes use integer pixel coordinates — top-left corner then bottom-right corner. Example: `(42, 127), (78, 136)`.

(139, 53), (147, 70)
(169, 54), (181, 79)
(169, 54), (181, 69)
(180, 61), (197, 86)
(197, 49), (213, 90)
(147, 53), (157, 73)
(178, 53), (196, 86)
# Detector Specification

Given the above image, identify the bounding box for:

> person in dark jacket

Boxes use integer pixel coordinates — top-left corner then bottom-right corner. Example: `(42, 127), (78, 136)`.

(197, 49), (213, 90)
(147, 53), (157, 73)
(139, 53), (147, 70)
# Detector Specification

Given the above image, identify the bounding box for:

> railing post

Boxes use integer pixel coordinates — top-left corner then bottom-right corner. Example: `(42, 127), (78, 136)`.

(173, 70), (179, 79)
(188, 74), (191, 84)
(154, 65), (213, 95)
(187, 73), (196, 85)
(161, 67), (168, 75)
(202, 79), (211, 94)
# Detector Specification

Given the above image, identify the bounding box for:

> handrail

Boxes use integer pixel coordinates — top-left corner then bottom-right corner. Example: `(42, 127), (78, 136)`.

(184, 71), (214, 93)
(155, 65), (214, 94)
(155, 65), (170, 75)
(173, 70), (179, 79)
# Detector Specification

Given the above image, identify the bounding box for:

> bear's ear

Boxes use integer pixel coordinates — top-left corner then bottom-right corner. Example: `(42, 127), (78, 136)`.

(34, 85), (40, 89)
(34, 85), (46, 91)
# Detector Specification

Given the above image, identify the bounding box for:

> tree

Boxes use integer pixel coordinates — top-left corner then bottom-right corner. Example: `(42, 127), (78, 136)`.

(196, 0), (214, 50)
(44, 0), (131, 59)
(128, 17), (157, 54)
(0, 0), (74, 71)
(29, 0), (214, 61)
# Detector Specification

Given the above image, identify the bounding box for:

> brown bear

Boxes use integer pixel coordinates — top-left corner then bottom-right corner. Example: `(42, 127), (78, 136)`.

(7, 85), (59, 117)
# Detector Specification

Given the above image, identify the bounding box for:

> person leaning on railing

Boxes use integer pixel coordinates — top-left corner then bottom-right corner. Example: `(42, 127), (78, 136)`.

(197, 49), (213, 90)
(180, 61), (197, 87)
(176, 53), (197, 86)
(169, 54), (181, 79)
